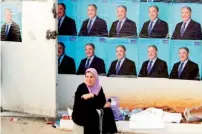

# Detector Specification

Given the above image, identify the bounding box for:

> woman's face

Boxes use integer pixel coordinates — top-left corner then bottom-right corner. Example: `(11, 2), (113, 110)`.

(85, 72), (96, 87)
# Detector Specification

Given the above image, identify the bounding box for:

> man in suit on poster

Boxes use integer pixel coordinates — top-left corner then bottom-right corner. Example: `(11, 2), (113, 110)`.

(58, 3), (77, 36)
(107, 45), (137, 76)
(78, 4), (108, 37)
(109, 5), (137, 38)
(170, 47), (199, 80)
(139, 5), (169, 38)
(139, 45), (168, 78)
(58, 42), (76, 74)
(1, 8), (21, 42)
(172, 6), (202, 40)
(77, 43), (106, 75)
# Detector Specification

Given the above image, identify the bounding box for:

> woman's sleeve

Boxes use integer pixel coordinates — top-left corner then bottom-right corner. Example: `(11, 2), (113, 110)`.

(99, 88), (107, 108)
(72, 85), (85, 125)
(91, 87), (106, 108)
(73, 85), (84, 111)
(84, 87), (106, 109)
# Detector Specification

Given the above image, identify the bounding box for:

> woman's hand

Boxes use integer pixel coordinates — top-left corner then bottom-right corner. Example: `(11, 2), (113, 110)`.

(104, 102), (111, 108)
(81, 93), (94, 100)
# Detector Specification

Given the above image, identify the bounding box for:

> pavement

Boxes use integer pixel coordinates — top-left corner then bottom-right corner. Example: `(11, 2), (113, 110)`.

(1, 117), (73, 134)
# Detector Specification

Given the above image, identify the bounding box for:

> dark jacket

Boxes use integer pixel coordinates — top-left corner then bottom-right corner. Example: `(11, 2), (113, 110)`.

(170, 60), (199, 80)
(139, 19), (169, 38)
(107, 58), (137, 76)
(78, 16), (108, 37)
(172, 19), (202, 40)
(1, 22), (21, 42)
(58, 55), (76, 74)
(58, 16), (77, 36)
(109, 18), (137, 38)
(77, 56), (106, 75)
(72, 83), (117, 134)
(139, 58), (169, 78)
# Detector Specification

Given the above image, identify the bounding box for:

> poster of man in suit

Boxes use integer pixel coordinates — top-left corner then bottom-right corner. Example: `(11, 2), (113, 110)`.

(78, 4), (108, 37)
(109, 5), (137, 38)
(170, 47), (199, 80)
(139, 5), (169, 38)
(1, 3), (22, 42)
(171, 6), (202, 40)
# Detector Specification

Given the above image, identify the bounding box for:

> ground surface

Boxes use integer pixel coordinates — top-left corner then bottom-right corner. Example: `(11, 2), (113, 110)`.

(1, 117), (73, 134)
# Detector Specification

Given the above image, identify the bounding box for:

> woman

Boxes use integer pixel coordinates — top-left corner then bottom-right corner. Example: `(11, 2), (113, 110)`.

(72, 68), (117, 134)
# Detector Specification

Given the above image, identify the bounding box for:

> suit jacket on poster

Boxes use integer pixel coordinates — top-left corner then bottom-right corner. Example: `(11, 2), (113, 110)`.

(78, 17), (108, 37)
(172, 20), (202, 40)
(58, 55), (76, 74)
(107, 58), (137, 76)
(139, 58), (169, 78)
(1, 22), (21, 42)
(58, 16), (77, 36)
(109, 18), (137, 38)
(77, 56), (106, 75)
(170, 60), (199, 80)
(139, 19), (169, 38)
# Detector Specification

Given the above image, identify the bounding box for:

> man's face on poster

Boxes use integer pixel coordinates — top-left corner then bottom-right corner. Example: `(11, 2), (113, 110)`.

(149, 7), (158, 21)
(85, 45), (94, 58)
(88, 5), (97, 19)
(148, 47), (157, 60)
(5, 9), (12, 23)
(181, 7), (191, 22)
(116, 46), (125, 60)
(58, 44), (64, 57)
(117, 7), (126, 20)
(58, 5), (65, 18)
(179, 49), (189, 62)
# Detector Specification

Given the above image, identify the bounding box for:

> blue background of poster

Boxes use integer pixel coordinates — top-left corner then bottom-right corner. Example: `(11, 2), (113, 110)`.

(57, 0), (202, 79)
(59, 0), (202, 37)
(58, 36), (202, 78)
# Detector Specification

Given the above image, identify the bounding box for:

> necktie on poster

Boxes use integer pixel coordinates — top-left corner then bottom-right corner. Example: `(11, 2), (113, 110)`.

(147, 60), (153, 74)
(116, 21), (122, 33)
(148, 21), (153, 35)
(85, 58), (90, 69)
(181, 22), (186, 37)
(5, 24), (10, 37)
(116, 60), (121, 74)
(58, 57), (61, 66)
(178, 62), (184, 77)
(58, 18), (61, 29)
(87, 20), (92, 33)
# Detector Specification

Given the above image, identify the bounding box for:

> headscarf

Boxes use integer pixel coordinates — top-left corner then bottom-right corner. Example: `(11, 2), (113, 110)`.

(85, 68), (101, 95)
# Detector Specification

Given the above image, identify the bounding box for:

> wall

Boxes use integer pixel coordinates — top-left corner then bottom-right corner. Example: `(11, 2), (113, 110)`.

(1, 0), (57, 117)
(57, 75), (202, 113)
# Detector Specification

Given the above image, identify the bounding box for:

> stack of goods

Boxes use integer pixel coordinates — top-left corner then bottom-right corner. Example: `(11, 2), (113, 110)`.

(52, 108), (74, 130)
(184, 105), (202, 124)
(109, 97), (124, 121)
(60, 114), (73, 131)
